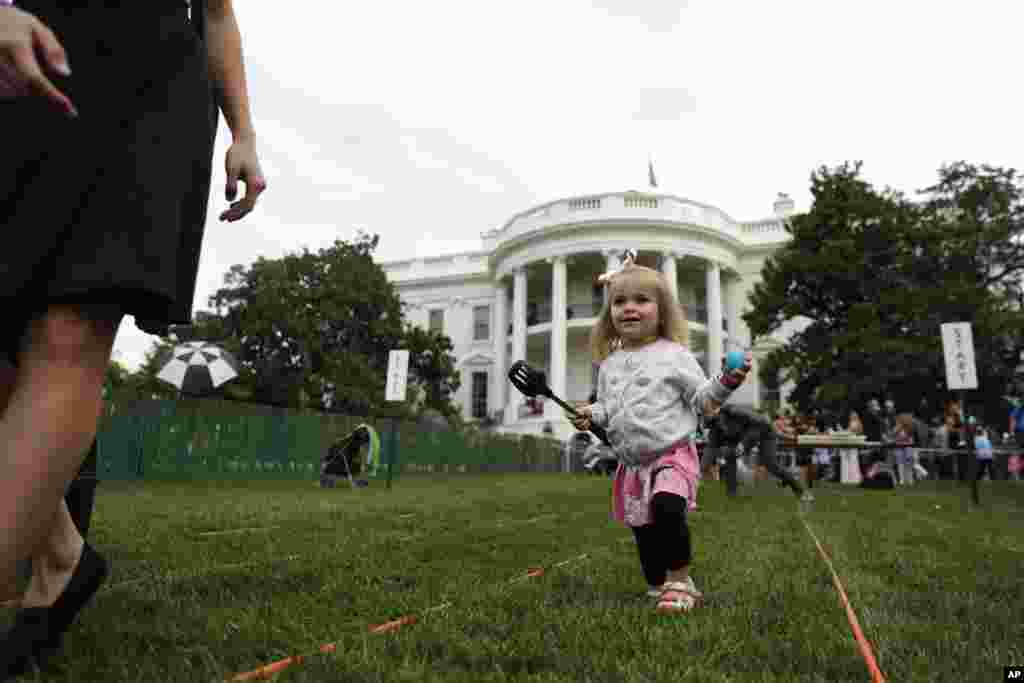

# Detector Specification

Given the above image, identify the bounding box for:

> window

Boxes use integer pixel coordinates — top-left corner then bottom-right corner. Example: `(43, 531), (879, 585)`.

(471, 372), (488, 419)
(429, 309), (444, 334)
(593, 284), (605, 314)
(759, 357), (781, 411)
(473, 305), (490, 341)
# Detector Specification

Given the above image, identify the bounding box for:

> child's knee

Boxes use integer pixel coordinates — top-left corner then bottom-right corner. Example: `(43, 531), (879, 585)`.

(651, 492), (686, 523)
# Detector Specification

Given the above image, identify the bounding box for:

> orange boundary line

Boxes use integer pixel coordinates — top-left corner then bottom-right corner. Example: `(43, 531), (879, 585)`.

(225, 555), (587, 681)
(801, 517), (887, 683)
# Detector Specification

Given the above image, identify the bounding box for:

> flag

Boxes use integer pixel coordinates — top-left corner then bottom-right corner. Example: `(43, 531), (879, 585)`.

(648, 158), (657, 189)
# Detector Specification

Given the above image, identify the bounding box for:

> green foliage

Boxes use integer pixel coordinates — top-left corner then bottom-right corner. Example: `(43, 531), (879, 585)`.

(8, 478), (1021, 682)
(745, 161), (1024, 423)
(104, 359), (131, 396)
(128, 232), (461, 420)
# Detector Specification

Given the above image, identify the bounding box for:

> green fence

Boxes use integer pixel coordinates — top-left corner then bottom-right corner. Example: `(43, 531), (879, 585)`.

(96, 399), (563, 481)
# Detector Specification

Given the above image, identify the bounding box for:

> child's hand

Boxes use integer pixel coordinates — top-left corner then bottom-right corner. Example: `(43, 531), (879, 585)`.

(703, 397), (722, 418)
(569, 404), (593, 432)
(721, 352), (753, 388)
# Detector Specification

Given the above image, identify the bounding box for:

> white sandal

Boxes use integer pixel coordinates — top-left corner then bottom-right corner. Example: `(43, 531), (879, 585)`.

(656, 579), (702, 613)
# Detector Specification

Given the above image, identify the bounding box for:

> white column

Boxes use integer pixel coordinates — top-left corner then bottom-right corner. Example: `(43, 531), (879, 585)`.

(602, 248), (619, 304)
(509, 267), (528, 422)
(546, 256), (568, 420)
(725, 275), (743, 350)
(493, 278), (508, 422)
(660, 251), (679, 305)
(705, 260), (724, 375)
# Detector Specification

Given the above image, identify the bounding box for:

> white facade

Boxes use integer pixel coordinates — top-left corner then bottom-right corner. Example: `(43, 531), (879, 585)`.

(381, 190), (805, 442)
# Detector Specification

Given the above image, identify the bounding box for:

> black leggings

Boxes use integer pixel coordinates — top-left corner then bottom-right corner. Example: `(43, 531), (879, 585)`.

(631, 492), (691, 587)
(975, 459), (995, 482)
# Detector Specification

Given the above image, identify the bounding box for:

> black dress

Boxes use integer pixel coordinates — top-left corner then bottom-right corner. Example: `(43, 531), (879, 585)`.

(0, 0), (217, 362)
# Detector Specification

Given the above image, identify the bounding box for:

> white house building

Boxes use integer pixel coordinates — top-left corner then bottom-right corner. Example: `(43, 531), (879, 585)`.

(381, 190), (806, 441)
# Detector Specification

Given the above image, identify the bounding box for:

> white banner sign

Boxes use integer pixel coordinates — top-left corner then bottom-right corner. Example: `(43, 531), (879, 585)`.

(385, 350), (410, 402)
(940, 322), (978, 391)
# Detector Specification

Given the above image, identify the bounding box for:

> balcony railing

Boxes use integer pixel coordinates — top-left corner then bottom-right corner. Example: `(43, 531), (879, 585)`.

(524, 301), (603, 326)
(506, 302), (727, 332)
(481, 192), (748, 249)
(686, 305), (707, 325)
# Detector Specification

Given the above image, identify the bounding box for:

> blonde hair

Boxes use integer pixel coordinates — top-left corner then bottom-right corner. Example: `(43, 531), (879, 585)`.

(589, 264), (688, 362)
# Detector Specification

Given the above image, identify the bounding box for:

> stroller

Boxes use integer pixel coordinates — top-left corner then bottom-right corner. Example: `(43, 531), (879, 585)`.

(321, 425), (378, 489)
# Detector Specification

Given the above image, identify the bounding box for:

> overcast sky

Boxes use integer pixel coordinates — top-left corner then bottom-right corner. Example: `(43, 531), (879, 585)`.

(111, 0), (1023, 371)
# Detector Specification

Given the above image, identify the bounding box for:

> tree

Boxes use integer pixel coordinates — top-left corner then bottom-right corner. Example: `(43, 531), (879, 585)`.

(136, 232), (461, 418)
(911, 162), (1024, 424)
(124, 342), (181, 401)
(104, 359), (132, 396)
(744, 161), (1024, 425)
(402, 324), (462, 422)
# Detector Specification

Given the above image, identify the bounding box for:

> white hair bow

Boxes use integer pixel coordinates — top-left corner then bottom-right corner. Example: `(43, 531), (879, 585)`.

(597, 249), (637, 284)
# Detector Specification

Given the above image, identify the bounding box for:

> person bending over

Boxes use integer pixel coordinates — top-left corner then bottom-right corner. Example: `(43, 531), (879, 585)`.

(704, 403), (812, 502)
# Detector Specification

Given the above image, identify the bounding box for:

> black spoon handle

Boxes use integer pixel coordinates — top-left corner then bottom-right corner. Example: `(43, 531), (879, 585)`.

(589, 424), (610, 446)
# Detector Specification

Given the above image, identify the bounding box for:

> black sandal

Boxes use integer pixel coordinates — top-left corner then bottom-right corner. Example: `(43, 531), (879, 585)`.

(1, 543), (108, 680)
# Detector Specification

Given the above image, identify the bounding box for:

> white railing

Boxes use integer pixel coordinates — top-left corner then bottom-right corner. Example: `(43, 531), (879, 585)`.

(485, 192), (749, 248)
(741, 219), (786, 235)
(568, 198), (602, 211)
(624, 196), (658, 209)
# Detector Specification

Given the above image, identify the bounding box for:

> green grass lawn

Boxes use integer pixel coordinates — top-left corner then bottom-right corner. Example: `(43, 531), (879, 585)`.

(4, 475), (1022, 682)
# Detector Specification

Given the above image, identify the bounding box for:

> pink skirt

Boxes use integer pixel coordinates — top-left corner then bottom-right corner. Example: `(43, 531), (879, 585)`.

(612, 441), (700, 527)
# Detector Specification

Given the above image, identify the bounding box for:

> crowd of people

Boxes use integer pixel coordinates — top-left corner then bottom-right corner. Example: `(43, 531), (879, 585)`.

(752, 396), (1022, 489)
(573, 387), (1024, 493)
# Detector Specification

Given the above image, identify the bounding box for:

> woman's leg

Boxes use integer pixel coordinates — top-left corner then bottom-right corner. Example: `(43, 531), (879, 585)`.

(18, 501), (85, 608)
(0, 304), (122, 605)
(3, 444), (99, 610)
(0, 359), (20, 605)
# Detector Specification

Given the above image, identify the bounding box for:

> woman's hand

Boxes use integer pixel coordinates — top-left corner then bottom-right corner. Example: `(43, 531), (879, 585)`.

(0, 6), (76, 115)
(219, 136), (267, 222)
(568, 404), (593, 432)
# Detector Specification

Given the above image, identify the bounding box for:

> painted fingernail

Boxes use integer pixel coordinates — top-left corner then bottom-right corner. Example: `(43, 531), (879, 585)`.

(55, 61), (71, 76)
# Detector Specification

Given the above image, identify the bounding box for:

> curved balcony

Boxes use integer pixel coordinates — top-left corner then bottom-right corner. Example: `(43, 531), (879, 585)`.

(482, 192), (745, 254)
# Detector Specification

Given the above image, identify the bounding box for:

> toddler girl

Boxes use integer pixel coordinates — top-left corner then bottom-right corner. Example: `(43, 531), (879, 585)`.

(569, 264), (750, 613)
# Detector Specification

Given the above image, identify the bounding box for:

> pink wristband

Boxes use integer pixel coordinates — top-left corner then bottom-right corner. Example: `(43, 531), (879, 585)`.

(719, 372), (742, 390)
